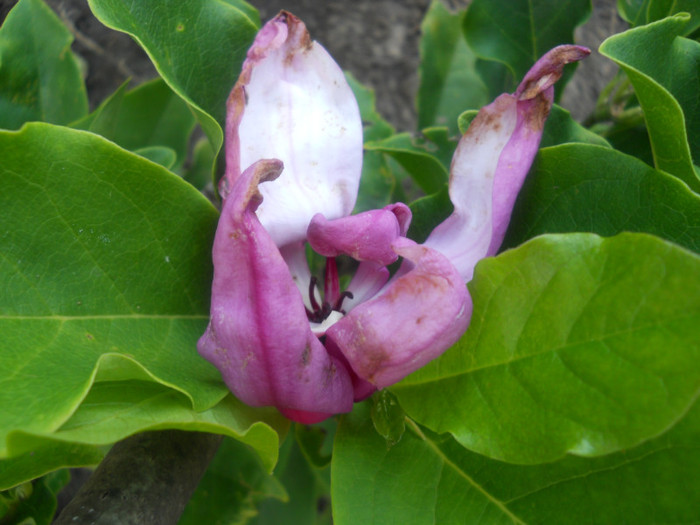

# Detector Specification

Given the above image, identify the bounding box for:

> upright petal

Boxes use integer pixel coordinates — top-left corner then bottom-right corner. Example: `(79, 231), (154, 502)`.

(224, 11), (363, 247)
(327, 238), (470, 389)
(424, 45), (590, 282)
(198, 159), (354, 419)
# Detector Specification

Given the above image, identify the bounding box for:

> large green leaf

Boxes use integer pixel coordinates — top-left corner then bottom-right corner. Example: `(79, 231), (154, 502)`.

(0, 124), (285, 472)
(393, 233), (700, 463)
(463, 0), (591, 87)
(417, 0), (489, 135)
(0, 0), (88, 129)
(600, 14), (700, 191)
(86, 0), (259, 157)
(503, 144), (700, 254)
(333, 401), (700, 524)
(71, 78), (196, 171)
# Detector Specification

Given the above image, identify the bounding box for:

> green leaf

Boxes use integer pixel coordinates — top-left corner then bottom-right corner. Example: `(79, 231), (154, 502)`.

(600, 14), (700, 191)
(0, 0), (88, 129)
(407, 185), (452, 244)
(618, 0), (700, 33)
(11, 381), (284, 472)
(184, 137), (217, 190)
(86, 0), (259, 158)
(345, 73), (399, 213)
(333, 401), (700, 524)
(180, 437), (286, 525)
(0, 470), (69, 525)
(463, 0), (591, 89)
(0, 124), (286, 472)
(72, 78), (197, 171)
(133, 146), (177, 169)
(0, 442), (102, 491)
(295, 420), (336, 470)
(250, 436), (331, 525)
(503, 144), (700, 254)
(540, 105), (611, 148)
(417, 0), (489, 134)
(393, 233), (700, 463)
(617, 0), (650, 26)
(648, 1), (700, 33)
(364, 132), (451, 195)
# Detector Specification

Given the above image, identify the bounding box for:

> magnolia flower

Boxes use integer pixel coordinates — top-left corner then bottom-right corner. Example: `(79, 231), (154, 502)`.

(198, 11), (589, 423)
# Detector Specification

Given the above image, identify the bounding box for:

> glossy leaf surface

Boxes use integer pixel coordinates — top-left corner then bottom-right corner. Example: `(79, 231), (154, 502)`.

(0, 124), (284, 475)
(393, 233), (700, 463)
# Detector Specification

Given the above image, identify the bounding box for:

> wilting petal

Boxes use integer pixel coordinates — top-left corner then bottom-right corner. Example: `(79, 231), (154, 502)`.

(198, 159), (353, 419)
(327, 238), (470, 389)
(425, 45), (590, 282)
(307, 203), (412, 266)
(224, 11), (363, 247)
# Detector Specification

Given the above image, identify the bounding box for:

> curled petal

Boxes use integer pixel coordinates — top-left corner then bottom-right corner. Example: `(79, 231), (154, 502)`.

(307, 204), (412, 265)
(198, 159), (353, 419)
(223, 11), (363, 246)
(425, 45), (590, 282)
(327, 238), (471, 389)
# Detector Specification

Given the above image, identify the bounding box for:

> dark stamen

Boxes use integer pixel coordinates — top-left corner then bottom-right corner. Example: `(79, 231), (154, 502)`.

(308, 276), (321, 311)
(334, 290), (354, 311)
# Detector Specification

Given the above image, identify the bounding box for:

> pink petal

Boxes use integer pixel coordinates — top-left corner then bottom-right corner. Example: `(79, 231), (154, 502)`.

(223, 11), (363, 247)
(307, 203), (412, 266)
(424, 45), (590, 282)
(327, 238), (471, 389)
(198, 159), (353, 417)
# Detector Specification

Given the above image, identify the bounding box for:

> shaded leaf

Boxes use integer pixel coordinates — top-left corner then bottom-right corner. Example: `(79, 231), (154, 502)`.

(0, 470), (69, 525)
(0, 0), (88, 129)
(418, 0), (488, 134)
(463, 0), (591, 91)
(600, 14), (700, 191)
(72, 78), (197, 171)
(249, 436), (331, 525)
(503, 144), (700, 254)
(393, 233), (700, 463)
(364, 132), (450, 195)
(181, 437), (286, 525)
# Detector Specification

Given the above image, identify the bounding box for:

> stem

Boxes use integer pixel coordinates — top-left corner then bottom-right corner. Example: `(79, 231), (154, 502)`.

(53, 430), (222, 525)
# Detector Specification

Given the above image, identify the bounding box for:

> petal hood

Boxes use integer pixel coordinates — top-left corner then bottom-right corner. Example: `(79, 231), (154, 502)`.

(224, 11), (364, 248)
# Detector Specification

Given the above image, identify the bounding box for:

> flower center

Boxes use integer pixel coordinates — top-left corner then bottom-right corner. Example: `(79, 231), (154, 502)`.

(305, 257), (353, 324)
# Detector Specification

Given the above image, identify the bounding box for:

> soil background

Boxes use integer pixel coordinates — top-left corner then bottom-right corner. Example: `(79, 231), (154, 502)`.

(1, 0), (625, 130)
